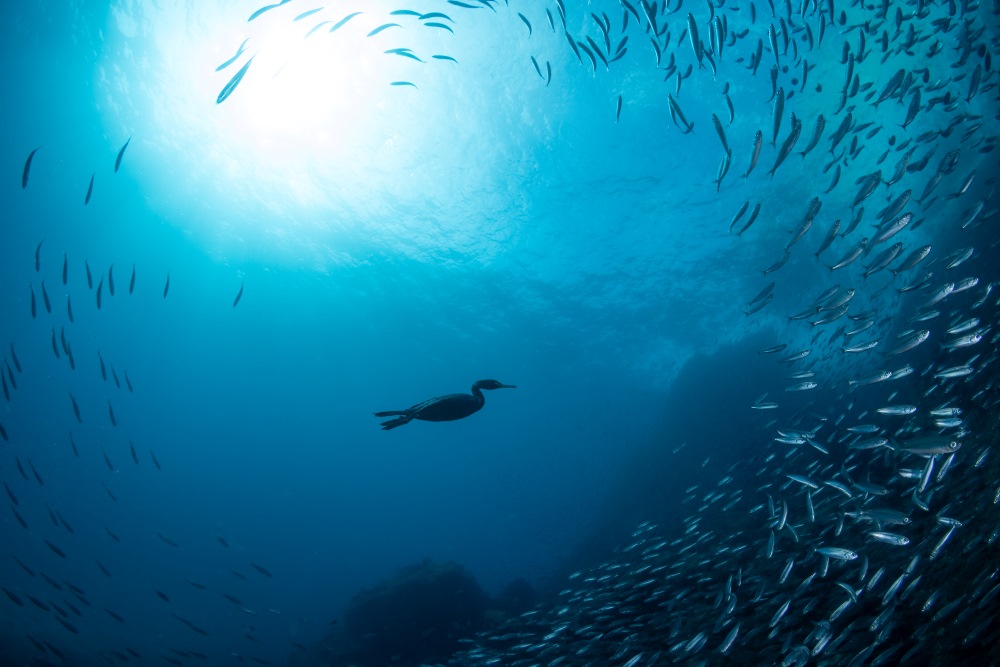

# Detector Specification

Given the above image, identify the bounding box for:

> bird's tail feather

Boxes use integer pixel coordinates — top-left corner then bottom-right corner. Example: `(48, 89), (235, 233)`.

(379, 415), (414, 430)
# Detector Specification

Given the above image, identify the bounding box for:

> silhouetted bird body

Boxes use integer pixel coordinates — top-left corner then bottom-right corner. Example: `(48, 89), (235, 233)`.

(374, 379), (515, 430)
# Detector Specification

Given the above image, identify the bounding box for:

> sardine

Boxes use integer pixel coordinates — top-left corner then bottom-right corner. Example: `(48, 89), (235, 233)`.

(217, 56), (255, 105)
(22, 147), (41, 188)
(771, 88), (784, 146)
(799, 115), (825, 157)
(744, 130), (763, 179)
(114, 137), (131, 172)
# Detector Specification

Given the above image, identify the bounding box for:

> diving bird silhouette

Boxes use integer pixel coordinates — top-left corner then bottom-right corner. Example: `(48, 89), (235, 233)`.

(374, 379), (516, 430)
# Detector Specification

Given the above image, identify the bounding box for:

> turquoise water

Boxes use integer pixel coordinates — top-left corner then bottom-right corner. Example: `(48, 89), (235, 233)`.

(2, 0), (998, 665)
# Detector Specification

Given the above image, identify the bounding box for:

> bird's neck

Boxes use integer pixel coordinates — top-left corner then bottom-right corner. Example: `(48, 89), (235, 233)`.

(470, 383), (485, 402)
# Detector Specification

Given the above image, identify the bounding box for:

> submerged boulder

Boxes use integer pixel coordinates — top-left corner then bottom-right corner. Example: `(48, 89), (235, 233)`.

(339, 559), (489, 666)
(491, 576), (539, 617)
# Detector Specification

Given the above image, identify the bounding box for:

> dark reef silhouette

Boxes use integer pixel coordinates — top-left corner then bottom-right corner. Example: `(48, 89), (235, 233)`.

(290, 559), (538, 667)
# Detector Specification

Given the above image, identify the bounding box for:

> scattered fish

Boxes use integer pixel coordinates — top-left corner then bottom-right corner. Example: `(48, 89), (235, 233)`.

(251, 563), (273, 578)
(112, 135), (132, 174)
(22, 147), (41, 188)
(157, 533), (179, 547)
(248, 0), (291, 22)
(217, 56), (255, 105)
(216, 40), (250, 72)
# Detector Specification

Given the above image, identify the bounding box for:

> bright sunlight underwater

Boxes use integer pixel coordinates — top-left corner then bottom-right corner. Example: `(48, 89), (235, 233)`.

(2, 0), (1000, 665)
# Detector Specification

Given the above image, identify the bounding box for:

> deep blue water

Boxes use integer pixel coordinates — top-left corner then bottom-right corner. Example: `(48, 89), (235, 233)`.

(2, 0), (999, 665)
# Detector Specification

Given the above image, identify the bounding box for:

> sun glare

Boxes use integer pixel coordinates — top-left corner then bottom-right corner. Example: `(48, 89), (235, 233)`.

(100, 0), (505, 263)
(209, 7), (393, 163)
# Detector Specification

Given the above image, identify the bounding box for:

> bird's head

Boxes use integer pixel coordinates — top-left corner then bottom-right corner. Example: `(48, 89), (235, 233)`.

(476, 379), (516, 390)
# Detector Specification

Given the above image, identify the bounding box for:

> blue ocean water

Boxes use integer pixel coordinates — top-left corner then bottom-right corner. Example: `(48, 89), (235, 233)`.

(2, 0), (998, 665)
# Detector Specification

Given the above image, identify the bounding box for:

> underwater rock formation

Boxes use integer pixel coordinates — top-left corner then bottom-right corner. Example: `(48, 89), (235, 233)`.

(490, 576), (539, 618)
(305, 559), (490, 667)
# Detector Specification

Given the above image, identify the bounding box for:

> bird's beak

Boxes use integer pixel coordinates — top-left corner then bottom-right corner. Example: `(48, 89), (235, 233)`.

(501, 384), (517, 389)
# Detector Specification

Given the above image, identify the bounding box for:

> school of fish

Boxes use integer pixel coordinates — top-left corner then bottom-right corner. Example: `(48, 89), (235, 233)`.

(430, 0), (999, 664)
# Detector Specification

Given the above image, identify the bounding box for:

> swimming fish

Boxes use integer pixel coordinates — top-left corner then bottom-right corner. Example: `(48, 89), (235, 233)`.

(744, 130), (763, 179)
(293, 8), (322, 22)
(22, 147), (40, 188)
(329, 12), (362, 33)
(216, 40), (251, 74)
(367, 23), (400, 37)
(248, 0), (291, 22)
(712, 114), (732, 157)
(45, 540), (67, 558)
(686, 14), (703, 68)
(251, 563), (273, 578)
(385, 48), (424, 63)
(666, 94), (694, 134)
(737, 203), (762, 237)
(518, 13), (532, 35)
(768, 116), (801, 177)
(157, 533), (179, 547)
(424, 22), (454, 33)
(874, 68), (905, 107)
(217, 56), (255, 105)
(114, 137), (131, 172)
(771, 88), (784, 146)
(304, 21), (333, 37)
(7, 344), (18, 373)
(799, 115), (825, 157)
(40, 281), (51, 313)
